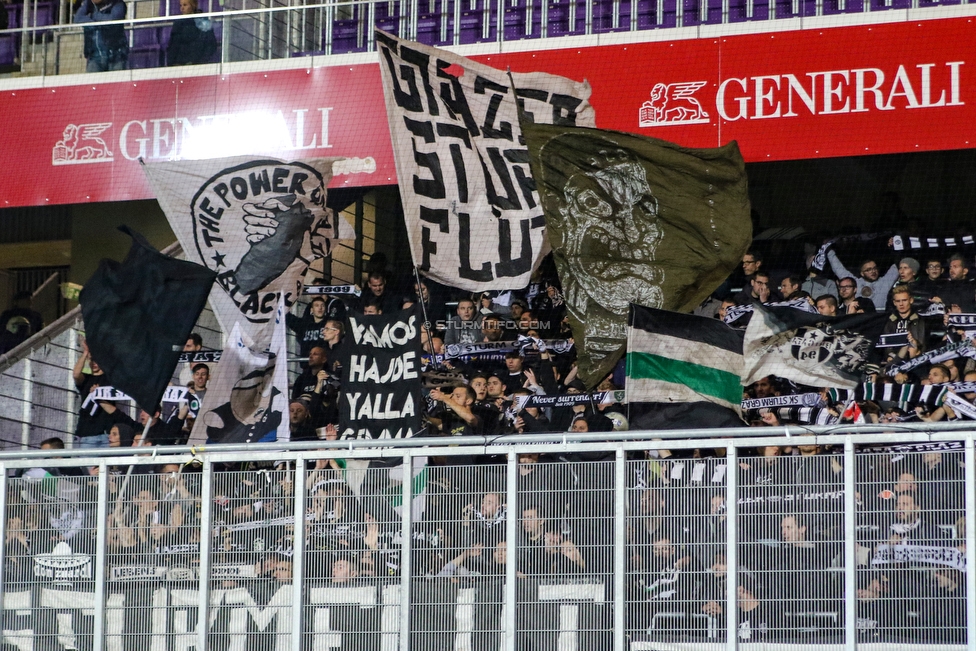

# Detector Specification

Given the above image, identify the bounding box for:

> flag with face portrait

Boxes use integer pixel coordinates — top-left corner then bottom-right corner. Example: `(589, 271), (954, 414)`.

(143, 156), (353, 348)
(189, 300), (290, 445)
(376, 30), (595, 292)
(523, 123), (752, 387)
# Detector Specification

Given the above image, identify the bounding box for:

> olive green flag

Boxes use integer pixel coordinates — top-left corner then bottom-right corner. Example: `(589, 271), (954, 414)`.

(522, 123), (752, 388)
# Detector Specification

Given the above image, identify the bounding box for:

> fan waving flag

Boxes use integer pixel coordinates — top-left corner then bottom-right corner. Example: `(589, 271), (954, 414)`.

(523, 123), (752, 387)
(627, 304), (744, 413)
(375, 30), (595, 291)
(742, 304), (888, 389)
(79, 227), (216, 411)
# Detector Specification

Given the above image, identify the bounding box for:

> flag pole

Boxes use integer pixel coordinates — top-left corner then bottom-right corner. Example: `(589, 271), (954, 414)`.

(112, 407), (161, 520)
(412, 265), (438, 366)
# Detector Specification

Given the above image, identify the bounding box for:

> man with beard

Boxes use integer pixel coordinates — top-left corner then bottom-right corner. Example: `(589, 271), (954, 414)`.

(734, 270), (779, 306)
(358, 271), (401, 314)
(634, 532), (703, 635)
(778, 275), (803, 301)
(931, 254), (976, 312)
(766, 514), (841, 632)
(291, 344), (332, 399)
(826, 252), (898, 311)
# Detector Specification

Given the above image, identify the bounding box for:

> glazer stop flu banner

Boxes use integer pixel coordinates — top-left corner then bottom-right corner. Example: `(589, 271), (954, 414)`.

(375, 30), (595, 292)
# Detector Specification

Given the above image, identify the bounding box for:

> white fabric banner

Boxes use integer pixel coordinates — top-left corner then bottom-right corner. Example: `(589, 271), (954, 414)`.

(375, 30), (595, 291)
(143, 156), (352, 347)
(189, 306), (290, 445)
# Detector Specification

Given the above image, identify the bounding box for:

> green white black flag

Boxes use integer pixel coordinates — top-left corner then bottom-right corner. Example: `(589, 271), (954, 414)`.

(522, 124), (752, 387)
(627, 304), (744, 412)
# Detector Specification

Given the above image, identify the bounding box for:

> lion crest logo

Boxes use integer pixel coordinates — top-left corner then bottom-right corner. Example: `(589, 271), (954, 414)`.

(639, 82), (710, 127)
(52, 123), (114, 165)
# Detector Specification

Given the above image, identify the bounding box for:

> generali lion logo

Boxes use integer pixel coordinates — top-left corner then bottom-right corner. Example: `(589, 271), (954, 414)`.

(639, 82), (710, 127)
(52, 123), (114, 165)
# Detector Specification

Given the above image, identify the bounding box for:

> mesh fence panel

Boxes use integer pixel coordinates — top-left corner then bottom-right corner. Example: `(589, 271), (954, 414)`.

(0, 445), (973, 649)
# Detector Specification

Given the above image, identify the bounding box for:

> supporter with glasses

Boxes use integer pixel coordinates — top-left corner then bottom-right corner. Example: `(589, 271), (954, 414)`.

(826, 249), (898, 311)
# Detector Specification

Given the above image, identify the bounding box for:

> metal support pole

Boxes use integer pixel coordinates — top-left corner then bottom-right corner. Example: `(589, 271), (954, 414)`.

(291, 458), (307, 651)
(585, 0), (592, 33)
(92, 463), (109, 651)
(0, 463), (7, 600)
(21, 359), (31, 449)
(399, 454), (413, 651)
(453, 0), (461, 44)
(197, 459), (215, 651)
(725, 445), (738, 651)
(613, 449), (626, 651)
(221, 15), (231, 62)
(353, 198), (364, 283)
(66, 333), (79, 446)
(504, 451), (518, 651)
(843, 438), (857, 651)
(965, 437), (976, 651)
(496, 0), (503, 43)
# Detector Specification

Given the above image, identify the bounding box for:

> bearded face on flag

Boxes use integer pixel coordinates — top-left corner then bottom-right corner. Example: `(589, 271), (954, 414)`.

(553, 142), (665, 316)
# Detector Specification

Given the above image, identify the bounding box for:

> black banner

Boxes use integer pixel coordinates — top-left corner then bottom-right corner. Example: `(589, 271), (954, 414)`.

(338, 305), (423, 441)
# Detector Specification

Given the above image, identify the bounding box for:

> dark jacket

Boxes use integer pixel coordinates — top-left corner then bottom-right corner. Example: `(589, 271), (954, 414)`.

(75, 0), (128, 62)
(167, 12), (217, 66)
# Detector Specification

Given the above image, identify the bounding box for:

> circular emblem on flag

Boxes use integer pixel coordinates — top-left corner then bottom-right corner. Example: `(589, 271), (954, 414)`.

(190, 160), (337, 324)
(861, 286), (873, 298)
(801, 393), (821, 407)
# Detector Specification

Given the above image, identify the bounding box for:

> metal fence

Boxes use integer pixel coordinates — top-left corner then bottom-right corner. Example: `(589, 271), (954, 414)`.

(1, 0), (971, 76)
(1, 426), (975, 650)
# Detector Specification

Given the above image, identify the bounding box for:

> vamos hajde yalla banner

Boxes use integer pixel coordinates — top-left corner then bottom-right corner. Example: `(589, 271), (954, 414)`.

(0, 15), (972, 207)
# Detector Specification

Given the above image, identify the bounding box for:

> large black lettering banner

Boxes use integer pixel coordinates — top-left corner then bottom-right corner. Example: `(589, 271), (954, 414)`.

(375, 30), (595, 291)
(1, 580), (607, 651)
(338, 305), (423, 440)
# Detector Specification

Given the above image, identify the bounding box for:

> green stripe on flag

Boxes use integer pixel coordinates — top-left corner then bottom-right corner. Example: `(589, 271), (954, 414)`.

(627, 351), (742, 406)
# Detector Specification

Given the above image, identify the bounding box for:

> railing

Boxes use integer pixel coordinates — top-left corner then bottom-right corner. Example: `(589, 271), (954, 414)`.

(0, 0), (971, 76)
(1, 425), (975, 650)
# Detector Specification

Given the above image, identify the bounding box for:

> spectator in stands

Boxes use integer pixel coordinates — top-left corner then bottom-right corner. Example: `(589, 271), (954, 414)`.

(166, 0), (217, 66)
(736, 573), (774, 641)
(359, 271), (400, 314)
(815, 295), (838, 316)
(733, 270), (778, 305)
(914, 257), (946, 300)
(288, 397), (317, 441)
(362, 299), (382, 315)
(802, 255), (837, 302)
(740, 250), (764, 286)
(931, 253), (976, 312)
(72, 340), (124, 448)
(889, 492), (941, 545)
(443, 297), (483, 346)
(189, 363), (209, 402)
(74, 0), (128, 72)
(292, 343), (330, 399)
(836, 277), (858, 313)
(882, 287), (926, 365)
(826, 251), (897, 311)
(287, 297), (331, 358)
(778, 275), (803, 301)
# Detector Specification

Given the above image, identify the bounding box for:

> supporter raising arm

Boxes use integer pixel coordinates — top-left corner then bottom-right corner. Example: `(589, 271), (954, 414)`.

(826, 249), (897, 311)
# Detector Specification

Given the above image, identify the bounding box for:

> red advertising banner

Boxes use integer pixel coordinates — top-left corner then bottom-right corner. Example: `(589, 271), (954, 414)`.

(0, 15), (972, 208)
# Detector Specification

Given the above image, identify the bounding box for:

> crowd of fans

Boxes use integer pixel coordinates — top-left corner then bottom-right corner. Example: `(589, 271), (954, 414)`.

(5, 237), (964, 641)
(3, 437), (967, 643)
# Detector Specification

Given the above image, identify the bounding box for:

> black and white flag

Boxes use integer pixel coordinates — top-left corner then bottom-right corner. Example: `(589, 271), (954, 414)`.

(375, 30), (595, 291)
(143, 156), (354, 347)
(337, 305), (424, 442)
(191, 298), (291, 445)
(743, 305), (887, 389)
